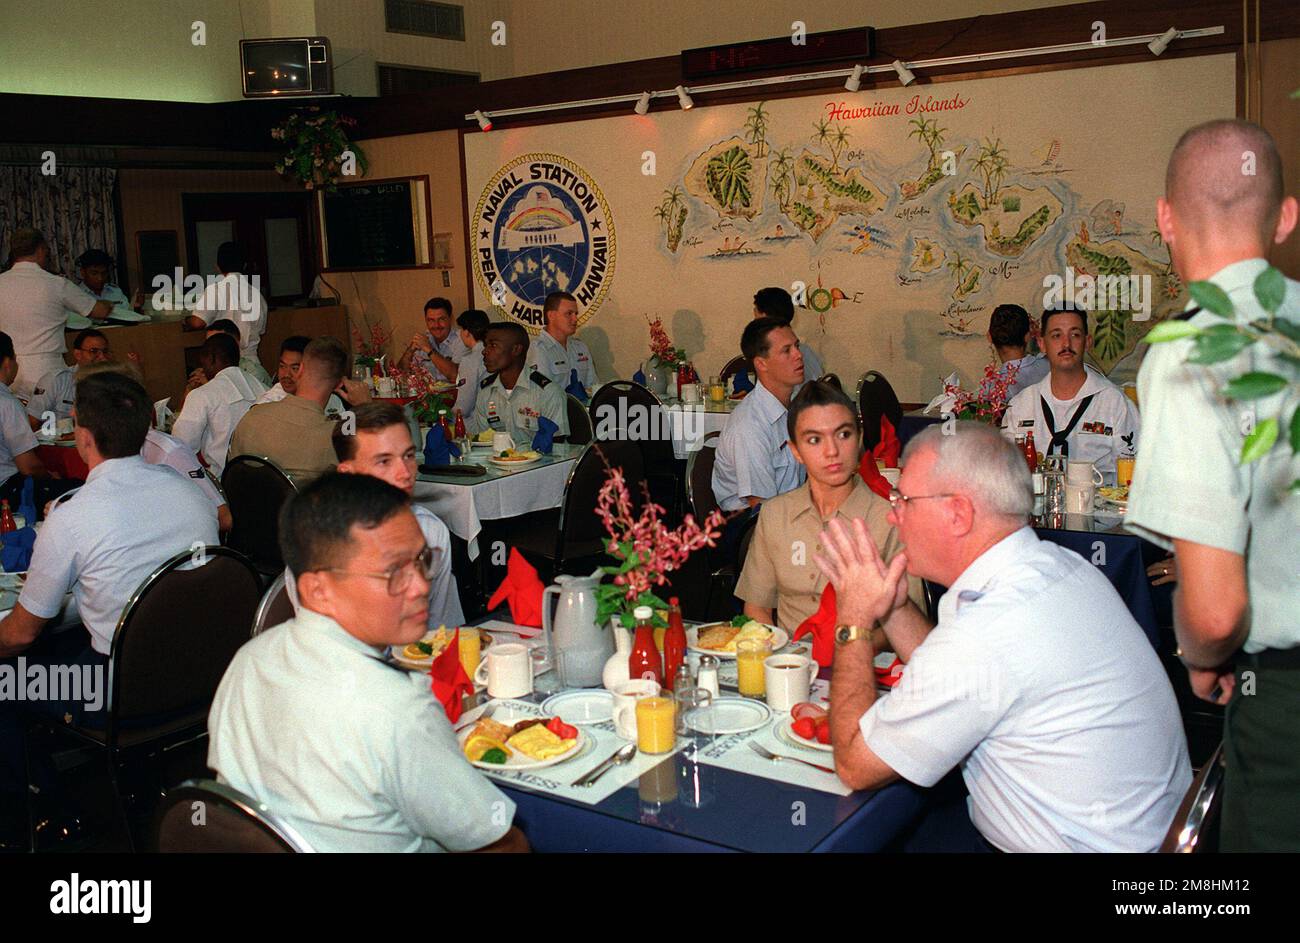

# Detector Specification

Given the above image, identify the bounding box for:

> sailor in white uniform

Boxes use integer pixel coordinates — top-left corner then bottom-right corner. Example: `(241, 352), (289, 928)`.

(527, 292), (597, 395)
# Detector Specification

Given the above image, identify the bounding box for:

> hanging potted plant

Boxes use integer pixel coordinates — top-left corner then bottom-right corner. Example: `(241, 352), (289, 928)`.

(272, 107), (368, 191)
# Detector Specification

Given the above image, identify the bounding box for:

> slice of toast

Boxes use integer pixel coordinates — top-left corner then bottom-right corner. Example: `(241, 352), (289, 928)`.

(697, 624), (741, 650)
(470, 717), (514, 743)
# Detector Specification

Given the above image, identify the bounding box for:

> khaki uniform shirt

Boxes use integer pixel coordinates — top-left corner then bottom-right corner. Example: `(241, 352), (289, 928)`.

(735, 477), (924, 631)
(228, 394), (337, 486)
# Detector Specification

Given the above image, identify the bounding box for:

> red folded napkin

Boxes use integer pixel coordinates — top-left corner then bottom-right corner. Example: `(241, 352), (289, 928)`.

(793, 583), (838, 668)
(874, 655), (905, 688)
(429, 629), (474, 723)
(858, 450), (891, 500)
(873, 415), (901, 468)
(487, 548), (545, 627)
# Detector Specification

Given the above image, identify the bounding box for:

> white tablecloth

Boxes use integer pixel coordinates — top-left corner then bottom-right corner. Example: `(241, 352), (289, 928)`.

(413, 445), (582, 560)
(661, 404), (732, 460)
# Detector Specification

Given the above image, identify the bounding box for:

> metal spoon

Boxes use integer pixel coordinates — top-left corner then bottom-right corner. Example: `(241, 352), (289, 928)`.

(573, 742), (637, 787)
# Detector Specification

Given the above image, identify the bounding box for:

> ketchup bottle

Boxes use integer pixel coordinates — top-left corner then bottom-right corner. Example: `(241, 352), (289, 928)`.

(1023, 432), (1039, 473)
(0, 500), (15, 534)
(628, 605), (663, 687)
(453, 408), (467, 441)
(663, 597), (688, 691)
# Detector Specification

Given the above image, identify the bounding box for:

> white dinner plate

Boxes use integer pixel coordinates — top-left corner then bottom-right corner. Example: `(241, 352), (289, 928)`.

(540, 689), (614, 725)
(686, 622), (788, 659)
(388, 630), (490, 670)
(684, 696), (772, 735)
(460, 722), (589, 772)
(488, 454), (544, 468)
(777, 716), (834, 753)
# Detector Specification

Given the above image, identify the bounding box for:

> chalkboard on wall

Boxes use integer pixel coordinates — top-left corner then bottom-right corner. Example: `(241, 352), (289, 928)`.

(318, 176), (431, 271)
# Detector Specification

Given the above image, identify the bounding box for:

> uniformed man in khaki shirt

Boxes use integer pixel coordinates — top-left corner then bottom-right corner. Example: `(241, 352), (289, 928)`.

(736, 380), (922, 645)
(228, 336), (370, 486)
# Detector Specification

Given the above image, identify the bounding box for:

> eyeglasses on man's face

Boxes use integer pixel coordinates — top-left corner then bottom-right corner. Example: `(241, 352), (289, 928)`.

(887, 488), (958, 511)
(324, 545), (440, 596)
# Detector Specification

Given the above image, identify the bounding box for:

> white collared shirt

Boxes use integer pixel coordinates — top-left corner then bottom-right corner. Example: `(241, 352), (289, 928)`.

(859, 526), (1190, 852)
(466, 368), (569, 444)
(413, 504), (464, 629)
(208, 606), (514, 852)
(171, 365), (267, 476)
(0, 382), (38, 485)
(26, 365), (77, 422)
(528, 330), (597, 392)
(411, 331), (468, 379)
(452, 346), (486, 418)
(0, 261), (97, 394)
(141, 428), (225, 509)
(1000, 366), (1139, 483)
(19, 455), (218, 654)
(712, 380), (805, 511)
(998, 352), (1050, 402)
(189, 273), (268, 363)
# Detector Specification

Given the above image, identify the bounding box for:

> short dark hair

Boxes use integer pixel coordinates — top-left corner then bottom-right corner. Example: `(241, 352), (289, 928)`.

(73, 328), (108, 350)
(216, 241), (246, 274)
(74, 371), (151, 458)
(543, 291), (576, 314)
(487, 321), (530, 357)
(8, 228), (46, 259)
(77, 248), (113, 268)
(303, 336), (349, 387)
(787, 379), (860, 441)
(279, 472), (411, 575)
(279, 335), (311, 356)
(201, 333), (239, 369)
(0, 331), (15, 363)
(207, 318), (241, 339)
(333, 402), (409, 462)
(989, 304), (1031, 349)
(1041, 305), (1089, 337)
(741, 317), (789, 361)
(456, 309), (490, 341)
(423, 297), (453, 316)
(753, 287), (795, 323)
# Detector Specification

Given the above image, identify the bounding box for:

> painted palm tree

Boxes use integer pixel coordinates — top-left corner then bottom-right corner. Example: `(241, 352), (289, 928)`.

(972, 137), (1010, 204)
(770, 147), (795, 209)
(652, 205), (669, 230)
(811, 117), (833, 156)
(743, 102), (770, 157)
(829, 124), (851, 173)
(908, 117), (943, 168)
(704, 146), (753, 212)
(947, 251), (971, 286)
(660, 185), (684, 218)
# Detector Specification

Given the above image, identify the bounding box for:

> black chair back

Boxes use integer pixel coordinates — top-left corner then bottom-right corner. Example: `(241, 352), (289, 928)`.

(1160, 744), (1225, 853)
(817, 373), (843, 392)
(154, 779), (312, 852)
(554, 440), (646, 569)
(719, 356), (751, 384)
(735, 511), (760, 575)
(588, 380), (675, 467)
(107, 546), (262, 742)
(856, 371), (903, 451)
(222, 455), (297, 575)
(686, 432), (721, 521)
(565, 394), (593, 445)
(252, 571), (295, 636)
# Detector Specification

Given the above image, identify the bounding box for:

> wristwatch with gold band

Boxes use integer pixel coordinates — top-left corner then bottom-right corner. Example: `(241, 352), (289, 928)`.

(835, 624), (873, 646)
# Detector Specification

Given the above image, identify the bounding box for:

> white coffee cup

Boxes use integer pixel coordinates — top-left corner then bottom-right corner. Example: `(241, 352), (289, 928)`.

(473, 642), (535, 698)
(680, 383), (700, 404)
(611, 678), (660, 740)
(764, 654), (818, 712)
(491, 432), (514, 453)
(1066, 460), (1103, 486)
(1065, 482), (1095, 514)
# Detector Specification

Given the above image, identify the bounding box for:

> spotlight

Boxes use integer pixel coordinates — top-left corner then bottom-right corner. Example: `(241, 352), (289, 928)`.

(845, 65), (863, 93)
(635, 91), (651, 115)
(675, 85), (694, 110)
(892, 60), (916, 87)
(473, 110), (493, 131)
(1148, 27), (1178, 56)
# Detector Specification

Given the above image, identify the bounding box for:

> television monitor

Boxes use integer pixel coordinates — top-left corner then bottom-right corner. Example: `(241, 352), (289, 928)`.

(240, 37), (333, 97)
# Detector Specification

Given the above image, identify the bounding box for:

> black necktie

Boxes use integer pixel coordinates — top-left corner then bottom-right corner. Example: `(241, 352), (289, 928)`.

(1040, 393), (1096, 457)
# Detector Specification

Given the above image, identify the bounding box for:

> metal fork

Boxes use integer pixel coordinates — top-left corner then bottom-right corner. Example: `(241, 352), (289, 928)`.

(748, 740), (836, 775)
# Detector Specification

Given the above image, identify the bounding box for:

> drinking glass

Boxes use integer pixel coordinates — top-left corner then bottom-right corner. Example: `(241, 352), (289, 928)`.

(635, 696), (677, 754)
(1044, 471), (1066, 515)
(674, 686), (712, 736)
(736, 638), (771, 697)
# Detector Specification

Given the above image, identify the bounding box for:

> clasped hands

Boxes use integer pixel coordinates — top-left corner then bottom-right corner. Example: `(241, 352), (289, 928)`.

(814, 518), (909, 629)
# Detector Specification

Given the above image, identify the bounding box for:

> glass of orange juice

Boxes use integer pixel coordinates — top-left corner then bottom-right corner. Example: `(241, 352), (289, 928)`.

(1116, 456), (1135, 488)
(458, 628), (482, 680)
(635, 696), (677, 754)
(736, 637), (771, 697)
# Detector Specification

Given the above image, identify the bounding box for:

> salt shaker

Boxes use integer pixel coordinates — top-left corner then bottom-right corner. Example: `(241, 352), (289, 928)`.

(672, 663), (693, 695)
(696, 655), (720, 699)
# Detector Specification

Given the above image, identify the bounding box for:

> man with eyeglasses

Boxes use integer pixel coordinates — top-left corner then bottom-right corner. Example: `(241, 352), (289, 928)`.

(208, 472), (527, 853)
(815, 422), (1189, 852)
(25, 328), (112, 430)
(334, 402), (463, 629)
